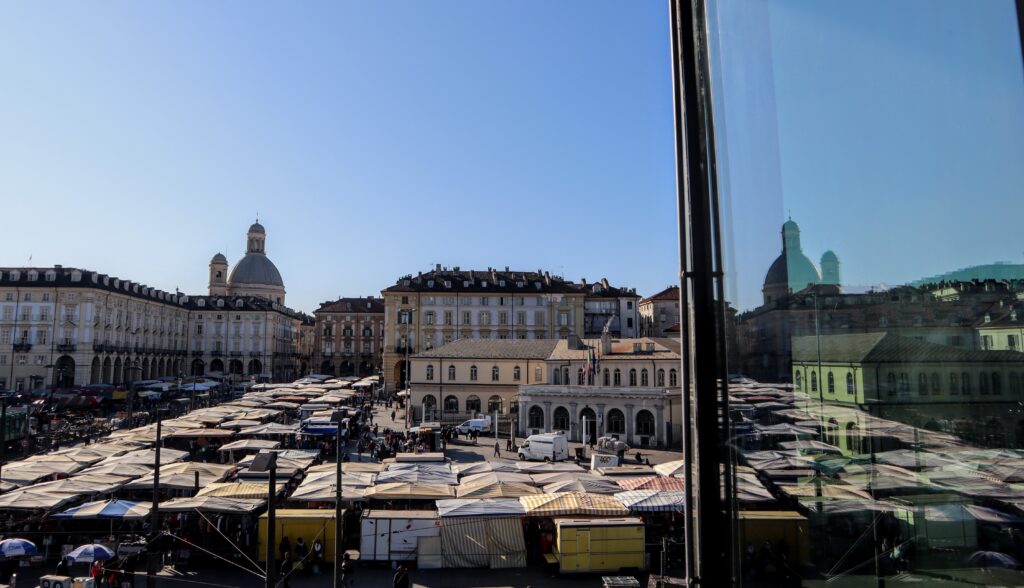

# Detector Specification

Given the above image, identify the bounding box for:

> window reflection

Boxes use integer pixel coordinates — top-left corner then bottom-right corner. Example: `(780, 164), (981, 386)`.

(708, 0), (1024, 583)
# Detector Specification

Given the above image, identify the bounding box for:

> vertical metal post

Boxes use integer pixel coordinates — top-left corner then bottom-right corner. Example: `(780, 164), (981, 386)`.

(147, 412), (162, 588)
(334, 427), (343, 588)
(669, 0), (731, 585)
(0, 399), (6, 495)
(267, 464), (277, 588)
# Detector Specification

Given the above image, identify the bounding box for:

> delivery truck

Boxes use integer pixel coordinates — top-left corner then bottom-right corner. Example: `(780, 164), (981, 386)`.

(517, 433), (569, 462)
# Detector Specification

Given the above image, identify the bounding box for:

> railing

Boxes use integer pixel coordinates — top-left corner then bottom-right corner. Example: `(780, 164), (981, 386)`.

(230, 351), (243, 357)
(13, 342), (32, 352)
(93, 343), (106, 353)
(56, 343), (76, 353)
(211, 351), (224, 357)
(249, 352), (261, 358)
(192, 350), (204, 357)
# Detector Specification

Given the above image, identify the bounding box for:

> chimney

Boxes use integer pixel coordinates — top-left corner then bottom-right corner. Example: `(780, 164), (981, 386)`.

(505, 266), (509, 272)
(581, 278), (587, 287)
(435, 264), (441, 272)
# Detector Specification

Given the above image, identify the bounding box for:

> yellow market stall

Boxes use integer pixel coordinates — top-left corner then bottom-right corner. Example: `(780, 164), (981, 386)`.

(552, 517), (645, 574)
(737, 511), (810, 566)
(258, 509), (339, 563)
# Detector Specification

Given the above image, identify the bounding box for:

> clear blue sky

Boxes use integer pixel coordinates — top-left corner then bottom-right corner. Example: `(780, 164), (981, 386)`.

(1, 1), (1021, 314)
(0, 2), (677, 314)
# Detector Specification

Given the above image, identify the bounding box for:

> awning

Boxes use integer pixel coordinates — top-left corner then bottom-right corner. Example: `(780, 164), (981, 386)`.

(53, 499), (150, 520)
(159, 496), (266, 514)
(617, 476), (685, 492)
(364, 483), (456, 500)
(197, 482), (287, 499)
(456, 481), (540, 499)
(518, 492), (630, 516)
(436, 499), (526, 518)
(614, 490), (686, 512)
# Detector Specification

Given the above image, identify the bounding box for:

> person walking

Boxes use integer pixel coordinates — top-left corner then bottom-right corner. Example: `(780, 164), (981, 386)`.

(493, 441), (501, 458)
(393, 564), (410, 588)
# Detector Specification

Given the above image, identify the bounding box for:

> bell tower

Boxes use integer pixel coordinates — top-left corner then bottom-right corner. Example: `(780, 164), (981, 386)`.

(209, 253), (228, 295)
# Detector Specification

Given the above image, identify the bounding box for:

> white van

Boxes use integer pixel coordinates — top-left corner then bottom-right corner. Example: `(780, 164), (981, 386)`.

(517, 433), (569, 462)
(455, 416), (492, 436)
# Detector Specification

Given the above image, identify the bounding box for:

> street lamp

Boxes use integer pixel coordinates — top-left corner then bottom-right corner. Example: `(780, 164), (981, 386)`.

(125, 359), (142, 429)
(147, 408), (165, 588)
(250, 452), (278, 588)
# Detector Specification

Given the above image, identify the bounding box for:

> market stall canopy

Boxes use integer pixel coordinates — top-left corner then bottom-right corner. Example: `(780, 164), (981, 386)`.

(617, 476), (685, 492)
(54, 499), (150, 520)
(164, 428), (235, 439)
(519, 492), (630, 517)
(219, 420), (262, 429)
(78, 463), (154, 478)
(514, 462), (586, 474)
(219, 440), (281, 452)
(237, 423), (299, 437)
(125, 462), (235, 491)
(32, 474), (132, 496)
(653, 460), (687, 478)
(159, 496), (267, 514)
(453, 462), (521, 476)
(0, 489), (80, 510)
(614, 490), (686, 512)
(97, 448), (188, 468)
(376, 465), (458, 486)
(197, 481), (288, 499)
(456, 481), (540, 499)
(459, 472), (536, 486)
(436, 498), (526, 517)
(364, 482), (456, 500)
(541, 476), (623, 495)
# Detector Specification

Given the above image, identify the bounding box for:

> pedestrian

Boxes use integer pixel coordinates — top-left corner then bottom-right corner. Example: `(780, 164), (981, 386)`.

(505, 438), (512, 452)
(494, 441), (501, 458)
(393, 564), (410, 588)
(279, 551), (293, 588)
(55, 557), (69, 577)
(391, 410), (396, 422)
(293, 537), (308, 574)
(312, 539), (324, 574)
(279, 535), (291, 560)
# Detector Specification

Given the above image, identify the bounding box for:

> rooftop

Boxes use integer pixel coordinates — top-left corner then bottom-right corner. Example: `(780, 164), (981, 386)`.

(414, 338), (559, 360)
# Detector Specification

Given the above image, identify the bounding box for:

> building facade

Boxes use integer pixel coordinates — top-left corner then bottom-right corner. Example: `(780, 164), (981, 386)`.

(406, 334), (683, 448)
(792, 332), (1024, 449)
(313, 297), (385, 378)
(381, 266), (638, 390)
(0, 224), (313, 391)
(639, 286), (680, 338)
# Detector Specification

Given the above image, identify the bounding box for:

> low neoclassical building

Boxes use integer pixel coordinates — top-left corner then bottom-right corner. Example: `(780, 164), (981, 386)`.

(407, 334), (684, 448)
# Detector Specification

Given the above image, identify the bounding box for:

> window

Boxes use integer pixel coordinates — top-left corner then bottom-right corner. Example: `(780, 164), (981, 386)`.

(813, 372), (820, 393)
(470, 365), (478, 381)
(991, 372), (1002, 395)
(577, 368), (584, 385)
(1010, 373), (1022, 395)
(950, 372), (959, 395)
(461, 311), (470, 325)
(491, 366), (499, 381)
(1009, 334), (1019, 350)
(422, 394), (436, 415)
(528, 406), (544, 429)
(447, 365), (456, 380)
(885, 372), (895, 395)
(636, 410), (655, 436)
(962, 372), (971, 395)
(827, 372), (835, 394)
(401, 296), (408, 305)
(534, 366), (542, 381)
(669, 369), (677, 387)
(918, 373), (928, 395)
(443, 395), (458, 412)
(629, 369), (637, 386)
(553, 407), (569, 431)
(846, 373), (855, 394)
(795, 371), (803, 391)
(657, 368), (666, 387)
(641, 368), (649, 386)
(931, 373), (940, 394)
(513, 366), (521, 381)
(613, 369), (621, 386)
(426, 365), (434, 380)
(606, 409), (625, 435)
(603, 368), (610, 386)
(466, 395), (481, 414)
(487, 395), (502, 414)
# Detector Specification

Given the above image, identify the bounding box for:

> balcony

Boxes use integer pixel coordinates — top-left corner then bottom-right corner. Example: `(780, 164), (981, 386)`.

(230, 351), (242, 357)
(211, 350), (224, 357)
(57, 343), (77, 353)
(13, 342), (32, 352)
(192, 350), (204, 357)
(92, 343), (106, 353)
(249, 351), (261, 358)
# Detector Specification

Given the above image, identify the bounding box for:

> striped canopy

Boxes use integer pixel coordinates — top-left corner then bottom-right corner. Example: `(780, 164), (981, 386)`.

(518, 492), (630, 516)
(197, 482), (287, 499)
(617, 476), (686, 492)
(614, 490), (686, 513)
(456, 481), (541, 499)
(54, 499), (150, 520)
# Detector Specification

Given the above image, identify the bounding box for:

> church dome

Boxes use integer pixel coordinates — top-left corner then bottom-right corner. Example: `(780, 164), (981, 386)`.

(248, 222), (265, 234)
(228, 254), (284, 287)
(763, 219), (821, 295)
(210, 252), (227, 264)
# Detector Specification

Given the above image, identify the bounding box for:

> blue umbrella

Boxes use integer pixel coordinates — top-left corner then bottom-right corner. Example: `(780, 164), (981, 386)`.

(66, 544), (115, 564)
(967, 551), (1022, 569)
(0, 538), (37, 557)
